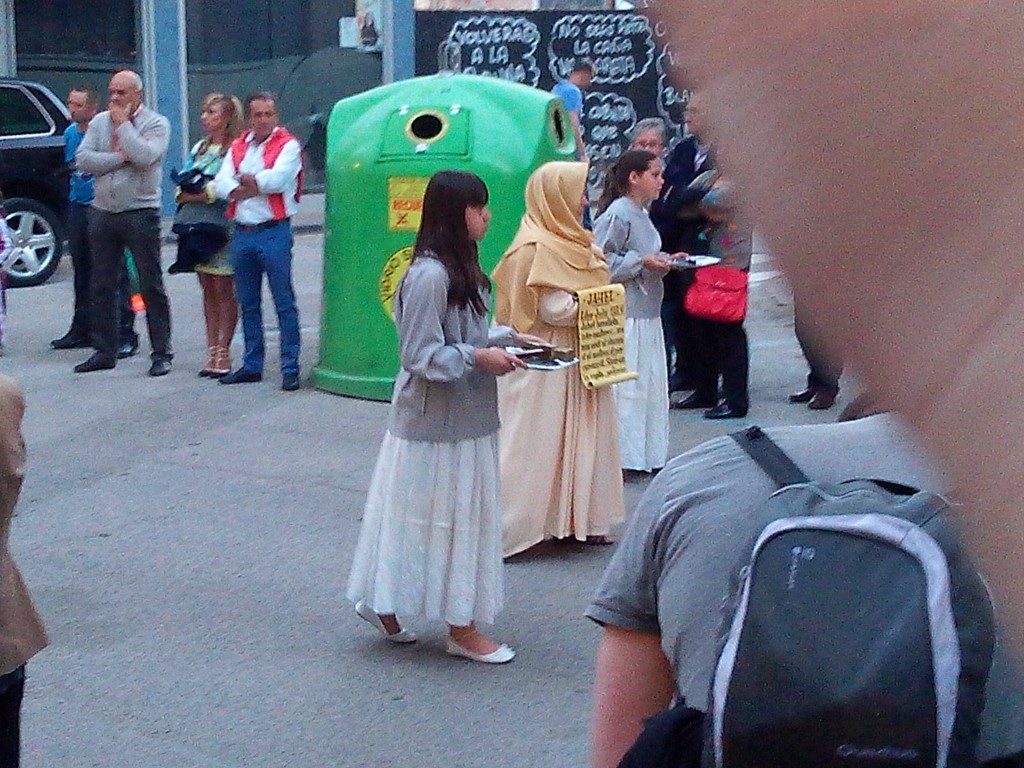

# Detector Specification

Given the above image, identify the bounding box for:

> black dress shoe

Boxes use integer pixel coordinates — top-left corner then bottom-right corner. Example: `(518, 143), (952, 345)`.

(671, 392), (718, 410)
(788, 388), (815, 403)
(220, 369), (262, 385)
(281, 372), (300, 391)
(74, 353), (116, 373)
(703, 402), (749, 420)
(51, 331), (90, 350)
(808, 391), (837, 410)
(148, 358), (172, 377)
(117, 338), (139, 359)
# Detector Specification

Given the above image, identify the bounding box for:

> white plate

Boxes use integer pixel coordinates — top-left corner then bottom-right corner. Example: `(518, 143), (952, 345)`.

(670, 255), (721, 269)
(524, 357), (578, 371)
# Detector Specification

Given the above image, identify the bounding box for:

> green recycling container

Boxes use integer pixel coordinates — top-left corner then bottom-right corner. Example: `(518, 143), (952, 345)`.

(311, 73), (577, 401)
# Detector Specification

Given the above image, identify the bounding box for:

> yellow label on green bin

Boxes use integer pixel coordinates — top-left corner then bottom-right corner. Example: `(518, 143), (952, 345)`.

(388, 177), (429, 232)
(379, 246), (415, 317)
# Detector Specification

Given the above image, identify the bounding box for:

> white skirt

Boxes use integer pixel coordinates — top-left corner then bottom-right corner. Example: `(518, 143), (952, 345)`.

(614, 317), (670, 471)
(346, 431), (504, 627)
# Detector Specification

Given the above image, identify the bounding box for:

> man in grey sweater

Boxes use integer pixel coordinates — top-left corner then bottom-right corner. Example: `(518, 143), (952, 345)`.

(75, 70), (173, 376)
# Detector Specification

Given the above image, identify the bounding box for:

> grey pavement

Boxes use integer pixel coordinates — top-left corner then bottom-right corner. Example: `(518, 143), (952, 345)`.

(2, 224), (847, 767)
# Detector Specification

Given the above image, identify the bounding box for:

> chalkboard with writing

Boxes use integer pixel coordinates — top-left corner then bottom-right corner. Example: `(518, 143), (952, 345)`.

(415, 10), (691, 190)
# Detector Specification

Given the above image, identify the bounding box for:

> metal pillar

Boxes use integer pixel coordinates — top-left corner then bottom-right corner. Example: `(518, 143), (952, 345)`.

(139, 0), (190, 214)
(383, 0), (415, 83)
(0, 0), (16, 77)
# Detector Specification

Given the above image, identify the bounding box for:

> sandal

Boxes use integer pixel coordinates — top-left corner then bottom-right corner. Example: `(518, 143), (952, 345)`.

(198, 346), (218, 378)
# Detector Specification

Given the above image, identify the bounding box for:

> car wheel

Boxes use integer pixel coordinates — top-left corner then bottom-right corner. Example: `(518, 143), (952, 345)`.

(3, 197), (65, 287)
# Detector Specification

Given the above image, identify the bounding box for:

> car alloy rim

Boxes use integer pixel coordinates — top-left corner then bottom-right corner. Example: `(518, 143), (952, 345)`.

(5, 210), (56, 279)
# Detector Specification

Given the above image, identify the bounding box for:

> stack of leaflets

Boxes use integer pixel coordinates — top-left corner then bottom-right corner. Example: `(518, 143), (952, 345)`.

(504, 344), (578, 371)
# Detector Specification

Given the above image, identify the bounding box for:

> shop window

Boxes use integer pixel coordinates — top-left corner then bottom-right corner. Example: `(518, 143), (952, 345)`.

(13, 0), (137, 61)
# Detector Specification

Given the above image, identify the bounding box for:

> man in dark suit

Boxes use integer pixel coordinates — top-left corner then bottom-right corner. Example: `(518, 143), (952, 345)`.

(650, 94), (714, 394)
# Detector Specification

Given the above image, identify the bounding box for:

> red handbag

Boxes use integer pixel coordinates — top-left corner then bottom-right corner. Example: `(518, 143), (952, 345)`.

(683, 265), (749, 322)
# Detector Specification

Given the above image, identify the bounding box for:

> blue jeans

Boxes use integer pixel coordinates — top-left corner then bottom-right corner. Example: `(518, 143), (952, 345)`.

(230, 221), (300, 375)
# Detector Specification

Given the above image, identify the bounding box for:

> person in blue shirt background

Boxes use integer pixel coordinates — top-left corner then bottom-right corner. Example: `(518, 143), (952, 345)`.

(551, 59), (595, 163)
(51, 86), (138, 357)
(552, 59), (597, 228)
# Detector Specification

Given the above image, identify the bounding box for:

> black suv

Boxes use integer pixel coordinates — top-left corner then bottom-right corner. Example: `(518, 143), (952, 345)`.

(0, 78), (71, 287)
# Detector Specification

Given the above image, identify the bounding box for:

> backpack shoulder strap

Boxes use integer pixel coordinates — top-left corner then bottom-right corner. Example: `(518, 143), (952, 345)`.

(731, 425), (810, 488)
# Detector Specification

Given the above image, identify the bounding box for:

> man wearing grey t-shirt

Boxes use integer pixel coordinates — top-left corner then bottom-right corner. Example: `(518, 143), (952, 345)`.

(586, 415), (1024, 768)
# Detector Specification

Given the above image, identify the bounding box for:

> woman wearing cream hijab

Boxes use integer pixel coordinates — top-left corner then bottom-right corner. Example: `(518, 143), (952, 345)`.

(492, 162), (625, 557)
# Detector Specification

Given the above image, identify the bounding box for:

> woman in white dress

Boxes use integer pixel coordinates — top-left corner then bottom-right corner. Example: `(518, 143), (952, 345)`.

(346, 170), (528, 664)
(593, 150), (674, 472)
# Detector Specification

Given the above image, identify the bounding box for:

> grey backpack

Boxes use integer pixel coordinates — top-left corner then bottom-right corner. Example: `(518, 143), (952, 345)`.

(704, 426), (996, 768)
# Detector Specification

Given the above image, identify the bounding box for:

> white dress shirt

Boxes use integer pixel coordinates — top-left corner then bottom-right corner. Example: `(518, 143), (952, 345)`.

(213, 128), (302, 225)
(694, 142), (710, 172)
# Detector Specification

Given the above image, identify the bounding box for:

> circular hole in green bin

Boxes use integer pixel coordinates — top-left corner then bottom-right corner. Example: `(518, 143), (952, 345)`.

(408, 112), (447, 142)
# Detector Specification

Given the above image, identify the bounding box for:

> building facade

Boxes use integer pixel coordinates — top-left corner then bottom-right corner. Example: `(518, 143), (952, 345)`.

(3, 0), (389, 202)
(3, 0), (606, 204)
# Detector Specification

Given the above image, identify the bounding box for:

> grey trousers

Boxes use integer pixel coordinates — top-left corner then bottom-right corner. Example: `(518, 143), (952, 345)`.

(88, 208), (172, 361)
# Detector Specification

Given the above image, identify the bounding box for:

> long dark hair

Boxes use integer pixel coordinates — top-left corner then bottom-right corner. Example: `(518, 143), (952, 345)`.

(597, 150), (657, 215)
(413, 170), (491, 315)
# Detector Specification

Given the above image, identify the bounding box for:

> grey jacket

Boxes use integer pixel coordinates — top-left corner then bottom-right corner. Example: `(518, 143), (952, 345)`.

(700, 182), (753, 271)
(594, 197), (665, 319)
(388, 257), (514, 442)
(76, 105), (170, 212)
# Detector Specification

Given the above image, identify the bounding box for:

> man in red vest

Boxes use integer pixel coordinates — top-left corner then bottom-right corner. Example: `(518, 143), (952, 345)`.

(213, 91), (303, 391)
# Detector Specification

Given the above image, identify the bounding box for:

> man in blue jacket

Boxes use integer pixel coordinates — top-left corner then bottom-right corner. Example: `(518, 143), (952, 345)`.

(51, 85), (138, 358)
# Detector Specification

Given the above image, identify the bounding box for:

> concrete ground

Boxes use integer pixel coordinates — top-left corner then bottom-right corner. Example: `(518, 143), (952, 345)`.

(2, 228), (845, 767)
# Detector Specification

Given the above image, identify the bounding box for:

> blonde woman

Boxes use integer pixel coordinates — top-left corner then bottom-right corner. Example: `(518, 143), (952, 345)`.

(175, 93), (243, 377)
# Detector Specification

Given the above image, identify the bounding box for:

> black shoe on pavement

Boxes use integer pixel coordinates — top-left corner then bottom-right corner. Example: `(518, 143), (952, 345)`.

(51, 331), (90, 350)
(703, 402), (749, 420)
(117, 338), (139, 359)
(148, 358), (172, 377)
(788, 388), (816, 403)
(281, 373), (300, 392)
(671, 392), (718, 410)
(220, 369), (262, 385)
(74, 353), (116, 373)
(808, 391), (837, 410)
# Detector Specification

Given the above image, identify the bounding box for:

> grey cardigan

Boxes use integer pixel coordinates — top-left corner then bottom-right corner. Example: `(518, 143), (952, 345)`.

(593, 197), (665, 319)
(76, 105), (170, 212)
(388, 257), (514, 442)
